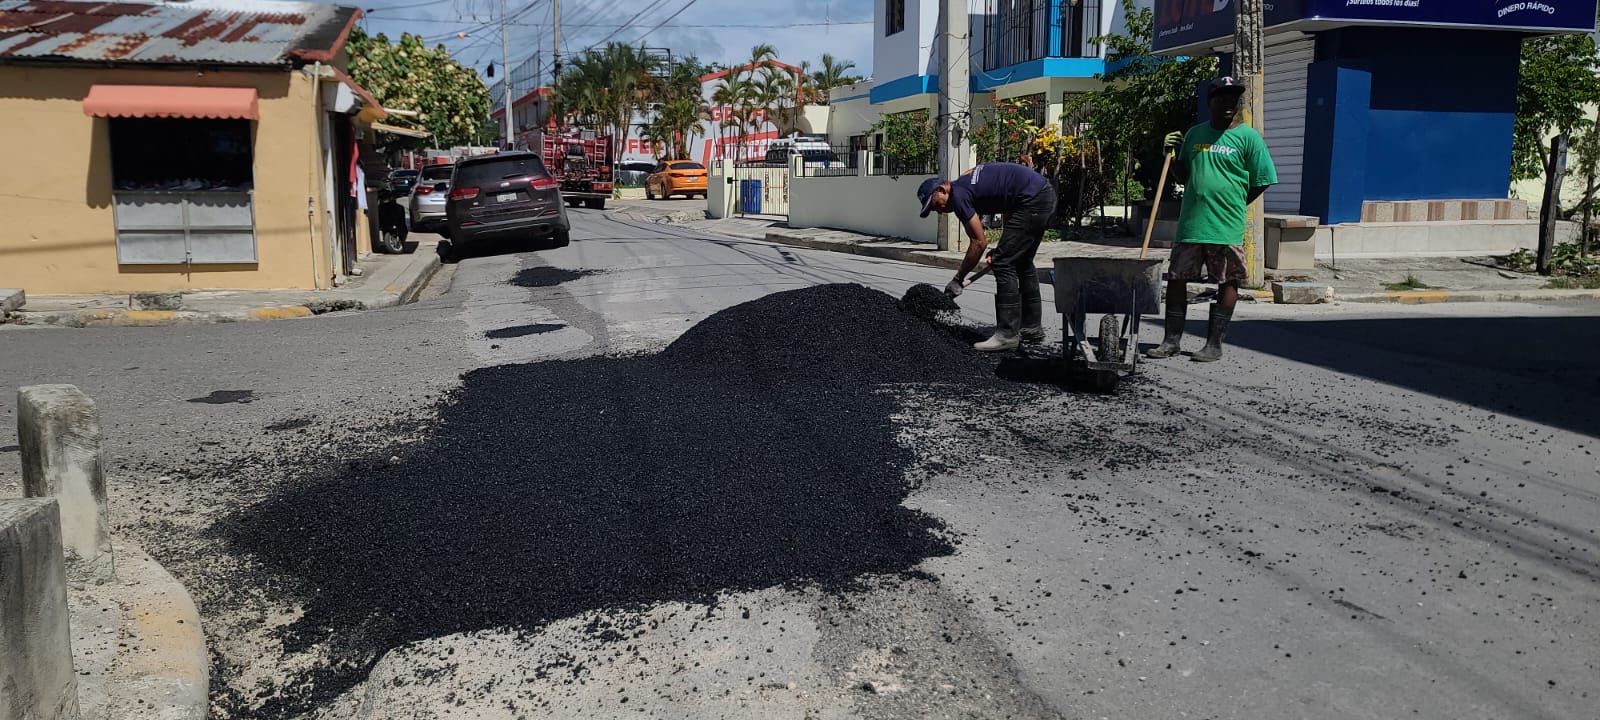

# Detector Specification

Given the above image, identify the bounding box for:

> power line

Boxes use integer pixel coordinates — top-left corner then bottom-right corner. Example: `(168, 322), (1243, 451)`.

(387, 16), (872, 28)
(632, 0), (703, 43)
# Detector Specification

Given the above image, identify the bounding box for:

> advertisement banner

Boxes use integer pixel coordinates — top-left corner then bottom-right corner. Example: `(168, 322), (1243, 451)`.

(1154, 0), (1306, 51)
(1308, 0), (1597, 30)
(1155, 0), (1597, 51)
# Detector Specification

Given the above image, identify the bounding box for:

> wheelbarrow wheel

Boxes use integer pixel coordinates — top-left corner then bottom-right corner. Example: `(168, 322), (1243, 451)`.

(1098, 314), (1124, 364)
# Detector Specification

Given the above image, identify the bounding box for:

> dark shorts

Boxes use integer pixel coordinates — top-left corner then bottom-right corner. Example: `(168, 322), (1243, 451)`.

(1168, 242), (1247, 284)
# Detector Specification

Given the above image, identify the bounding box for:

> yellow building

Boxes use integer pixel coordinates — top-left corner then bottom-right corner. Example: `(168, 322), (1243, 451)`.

(0, 0), (396, 295)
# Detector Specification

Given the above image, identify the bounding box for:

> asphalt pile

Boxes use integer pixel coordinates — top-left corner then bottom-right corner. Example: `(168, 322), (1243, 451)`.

(218, 283), (1004, 715)
(897, 283), (964, 327)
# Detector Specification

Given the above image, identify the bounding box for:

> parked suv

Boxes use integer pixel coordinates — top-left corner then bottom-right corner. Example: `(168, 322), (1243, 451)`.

(446, 151), (570, 252)
(408, 163), (454, 235)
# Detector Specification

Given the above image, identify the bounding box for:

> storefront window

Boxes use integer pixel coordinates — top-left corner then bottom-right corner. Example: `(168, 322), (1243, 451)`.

(109, 118), (257, 264)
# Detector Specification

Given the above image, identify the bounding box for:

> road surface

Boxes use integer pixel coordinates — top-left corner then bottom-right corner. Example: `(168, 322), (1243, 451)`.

(1, 205), (1596, 720)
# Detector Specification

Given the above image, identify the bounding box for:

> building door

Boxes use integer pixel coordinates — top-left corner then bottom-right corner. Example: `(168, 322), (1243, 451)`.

(330, 114), (358, 275)
(1263, 35), (1314, 215)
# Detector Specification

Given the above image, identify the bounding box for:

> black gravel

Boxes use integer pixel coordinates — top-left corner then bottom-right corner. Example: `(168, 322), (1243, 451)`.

(187, 390), (256, 405)
(485, 323), (565, 339)
(510, 267), (602, 288)
(898, 282), (962, 326)
(217, 283), (1006, 715)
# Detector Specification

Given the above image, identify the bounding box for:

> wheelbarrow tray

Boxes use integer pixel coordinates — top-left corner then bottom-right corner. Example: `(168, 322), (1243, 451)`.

(1050, 257), (1164, 316)
(1047, 257), (1165, 384)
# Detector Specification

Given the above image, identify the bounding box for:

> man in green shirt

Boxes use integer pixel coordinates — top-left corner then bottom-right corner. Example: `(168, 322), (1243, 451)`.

(1147, 77), (1278, 362)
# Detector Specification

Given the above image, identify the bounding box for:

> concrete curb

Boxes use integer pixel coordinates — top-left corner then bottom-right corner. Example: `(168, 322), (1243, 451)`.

(763, 231), (964, 270)
(391, 252), (443, 307)
(1339, 288), (1600, 304)
(8, 252), (443, 328)
(754, 228), (1600, 306)
(104, 540), (208, 720)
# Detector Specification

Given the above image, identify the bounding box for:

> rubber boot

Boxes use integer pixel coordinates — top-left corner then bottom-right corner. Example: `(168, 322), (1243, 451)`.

(976, 303), (1022, 352)
(1191, 304), (1233, 362)
(1144, 306), (1187, 359)
(1020, 269), (1045, 343)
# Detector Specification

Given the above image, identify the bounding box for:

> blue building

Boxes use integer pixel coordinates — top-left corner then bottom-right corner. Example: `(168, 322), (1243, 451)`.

(1155, 0), (1599, 260)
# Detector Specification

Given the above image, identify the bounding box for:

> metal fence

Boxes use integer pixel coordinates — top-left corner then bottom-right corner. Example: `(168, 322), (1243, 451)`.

(869, 156), (936, 177)
(795, 145), (862, 177)
(984, 0), (1103, 71)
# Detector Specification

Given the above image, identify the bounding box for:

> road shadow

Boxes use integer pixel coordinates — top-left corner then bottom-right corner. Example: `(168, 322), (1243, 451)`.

(1230, 315), (1600, 437)
(439, 236), (566, 264)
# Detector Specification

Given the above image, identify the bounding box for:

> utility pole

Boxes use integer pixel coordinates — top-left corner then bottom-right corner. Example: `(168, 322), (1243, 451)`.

(500, 0), (514, 149)
(1235, 0), (1265, 287)
(553, 0), (562, 82)
(936, 0), (971, 252)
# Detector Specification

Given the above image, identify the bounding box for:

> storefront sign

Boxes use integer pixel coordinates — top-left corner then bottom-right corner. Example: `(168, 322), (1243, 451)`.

(1155, 0), (1597, 50)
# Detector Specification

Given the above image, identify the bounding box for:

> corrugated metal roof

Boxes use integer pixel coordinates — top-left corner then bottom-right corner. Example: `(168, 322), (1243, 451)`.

(0, 0), (359, 66)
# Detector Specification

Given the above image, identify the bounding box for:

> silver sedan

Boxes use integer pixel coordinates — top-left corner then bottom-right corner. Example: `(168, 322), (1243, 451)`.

(408, 163), (456, 235)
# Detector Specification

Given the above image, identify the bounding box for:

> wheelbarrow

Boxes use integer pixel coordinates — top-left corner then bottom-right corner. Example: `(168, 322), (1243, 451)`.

(1043, 256), (1164, 390)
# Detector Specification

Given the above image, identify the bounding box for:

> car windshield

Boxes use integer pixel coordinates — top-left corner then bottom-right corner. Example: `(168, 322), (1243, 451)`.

(420, 165), (453, 181)
(393, 170), (418, 178)
(455, 156), (549, 187)
(670, 162), (705, 171)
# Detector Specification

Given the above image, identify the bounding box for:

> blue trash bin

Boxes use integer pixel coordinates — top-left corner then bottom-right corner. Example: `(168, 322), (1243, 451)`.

(739, 179), (762, 214)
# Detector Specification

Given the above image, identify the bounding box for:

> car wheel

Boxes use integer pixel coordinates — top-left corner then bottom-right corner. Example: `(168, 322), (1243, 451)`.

(645, 185), (653, 200)
(549, 230), (571, 249)
(585, 198), (606, 210)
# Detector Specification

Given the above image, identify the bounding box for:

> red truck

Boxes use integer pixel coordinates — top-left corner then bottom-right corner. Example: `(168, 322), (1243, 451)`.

(535, 129), (614, 210)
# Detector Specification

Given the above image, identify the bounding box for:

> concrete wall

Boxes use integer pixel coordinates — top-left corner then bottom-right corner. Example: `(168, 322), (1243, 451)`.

(18, 385), (112, 580)
(0, 65), (333, 294)
(0, 499), (79, 720)
(1317, 221), (1537, 259)
(789, 168), (939, 244)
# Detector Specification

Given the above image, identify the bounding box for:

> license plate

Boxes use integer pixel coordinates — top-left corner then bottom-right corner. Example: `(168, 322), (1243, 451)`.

(496, 192), (517, 203)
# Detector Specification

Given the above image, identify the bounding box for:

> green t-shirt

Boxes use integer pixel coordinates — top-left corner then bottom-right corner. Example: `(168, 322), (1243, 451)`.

(1175, 123), (1278, 245)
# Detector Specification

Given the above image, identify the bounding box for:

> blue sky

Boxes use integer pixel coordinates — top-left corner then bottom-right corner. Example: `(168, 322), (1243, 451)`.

(335, 0), (876, 86)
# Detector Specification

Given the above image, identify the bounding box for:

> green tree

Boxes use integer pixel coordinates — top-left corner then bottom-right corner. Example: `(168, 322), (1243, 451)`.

(553, 44), (660, 157)
(973, 96), (1041, 164)
(642, 56), (710, 159)
(346, 28), (492, 148)
(1064, 0), (1216, 198)
(872, 110), (937, 176)
(1514, 31), (1600, 183)
(810, 53), (863, 105)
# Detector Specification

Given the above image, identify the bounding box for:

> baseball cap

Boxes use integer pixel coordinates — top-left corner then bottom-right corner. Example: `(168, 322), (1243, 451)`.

(1209, 76), (1246, 98)
(917, 177), (943, 218)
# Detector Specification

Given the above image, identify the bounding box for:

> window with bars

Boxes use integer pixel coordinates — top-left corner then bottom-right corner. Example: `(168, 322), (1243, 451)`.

(886, 0), (906, 36)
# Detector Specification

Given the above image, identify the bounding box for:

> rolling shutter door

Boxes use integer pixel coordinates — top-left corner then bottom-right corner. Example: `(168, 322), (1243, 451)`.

(1262, 36), (1313, 215)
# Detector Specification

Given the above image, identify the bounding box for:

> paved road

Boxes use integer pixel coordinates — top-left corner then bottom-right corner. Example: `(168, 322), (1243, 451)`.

(2, 206), (1597, 720)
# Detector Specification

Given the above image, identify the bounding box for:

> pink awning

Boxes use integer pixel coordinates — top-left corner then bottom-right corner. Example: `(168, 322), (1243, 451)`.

(83, 86), (259, 120)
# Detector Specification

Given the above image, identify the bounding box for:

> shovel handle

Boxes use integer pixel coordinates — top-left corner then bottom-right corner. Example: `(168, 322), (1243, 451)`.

(962, 256), (997, 288)
(1141, 152), (1175, 260)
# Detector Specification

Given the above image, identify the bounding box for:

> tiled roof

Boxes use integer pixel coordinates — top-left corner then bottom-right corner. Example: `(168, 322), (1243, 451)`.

(0, 0), (360, 66)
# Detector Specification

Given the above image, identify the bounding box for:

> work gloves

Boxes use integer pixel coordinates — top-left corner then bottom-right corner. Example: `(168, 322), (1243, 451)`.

(944, 278), (965, 298)
(1164, 131), (1184, 156)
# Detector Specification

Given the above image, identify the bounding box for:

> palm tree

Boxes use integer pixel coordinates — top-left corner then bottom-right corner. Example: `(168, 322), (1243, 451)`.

(711, 74), (754, 161)
(643, 56), (709, 159)
(757, 66), (796, 135)
(811, 53), (863, 105)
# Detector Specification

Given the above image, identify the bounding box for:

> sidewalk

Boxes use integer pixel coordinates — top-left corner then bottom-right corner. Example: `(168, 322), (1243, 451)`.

(5, 241), (442, 328)
(613, 199), (1600, 305)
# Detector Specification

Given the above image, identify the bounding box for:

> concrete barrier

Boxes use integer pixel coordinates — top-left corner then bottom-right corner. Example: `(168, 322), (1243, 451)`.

(18, 384), (113, 581)
(0, 499), (81, 720)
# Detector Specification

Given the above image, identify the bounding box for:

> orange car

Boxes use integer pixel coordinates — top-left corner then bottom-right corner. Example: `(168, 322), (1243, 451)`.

(645, 160), (708, 200)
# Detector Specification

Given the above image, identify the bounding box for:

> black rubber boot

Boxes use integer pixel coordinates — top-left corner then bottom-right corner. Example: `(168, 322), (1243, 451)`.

(977, 303), (1023, 352)
(1019, 266), (1044, 342)
(1191, 303), (1233, 362)
(1145, 306), (1187, 359)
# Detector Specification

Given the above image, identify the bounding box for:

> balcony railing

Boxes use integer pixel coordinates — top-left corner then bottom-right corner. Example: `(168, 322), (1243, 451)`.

(984, 0), (1103, 72)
